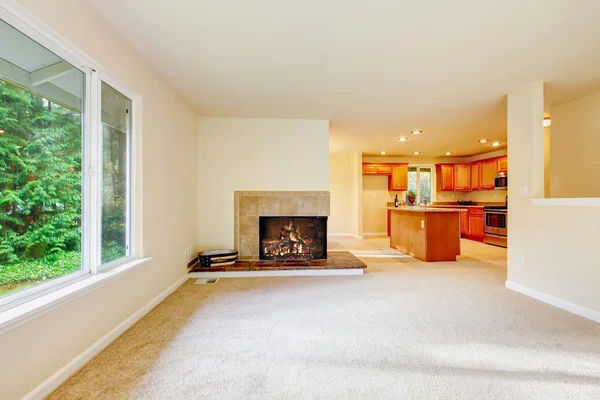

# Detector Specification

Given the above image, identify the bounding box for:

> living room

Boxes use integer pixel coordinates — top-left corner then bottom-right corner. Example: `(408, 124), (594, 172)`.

(1, 1), (600, 399)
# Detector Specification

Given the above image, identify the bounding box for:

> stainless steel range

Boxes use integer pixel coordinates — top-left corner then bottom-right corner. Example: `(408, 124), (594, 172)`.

(483, 206), (507, 247)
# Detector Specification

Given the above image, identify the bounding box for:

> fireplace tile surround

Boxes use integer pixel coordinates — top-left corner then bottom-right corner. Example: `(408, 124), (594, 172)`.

(234, 191), (330, 258)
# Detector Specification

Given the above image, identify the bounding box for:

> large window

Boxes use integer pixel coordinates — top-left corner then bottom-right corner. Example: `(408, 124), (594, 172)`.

(0, 15), (135, 306)
(407, 166), (434, 205)
(101, 83), (131, 264)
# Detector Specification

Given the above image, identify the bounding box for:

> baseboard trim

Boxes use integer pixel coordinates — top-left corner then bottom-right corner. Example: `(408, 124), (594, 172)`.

(505, 280), (600, 324)
(22, 274), (189, 400)
(327, 233), (364, 240)
(362, 233), (388, 237)
(189, 269), (363, 278)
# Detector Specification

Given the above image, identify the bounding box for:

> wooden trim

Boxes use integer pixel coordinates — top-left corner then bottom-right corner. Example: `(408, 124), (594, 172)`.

(505, 281), (600, 324)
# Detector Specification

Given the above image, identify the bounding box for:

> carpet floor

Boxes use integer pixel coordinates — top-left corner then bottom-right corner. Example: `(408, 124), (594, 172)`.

(48, 238), (600, 399)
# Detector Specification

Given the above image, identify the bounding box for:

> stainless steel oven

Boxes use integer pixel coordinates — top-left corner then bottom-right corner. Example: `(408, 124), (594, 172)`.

(495, 172), (507, 190)
(483, 206), (507, 247)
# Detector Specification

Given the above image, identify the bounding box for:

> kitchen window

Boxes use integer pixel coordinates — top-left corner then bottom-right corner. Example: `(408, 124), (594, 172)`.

(0, 11), (138, 310)
(407, 166), (435, 205)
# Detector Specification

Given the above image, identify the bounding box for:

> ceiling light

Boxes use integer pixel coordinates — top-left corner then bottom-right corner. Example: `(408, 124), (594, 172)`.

(413, 151), (420, 155)
(411, 130), (422, 135)
(397, 137), (408, 142)
(380, 151), (386, 155)
(543, 118), (551, 127)
(478, 139), (488, 143)
(445, 152), (452, 155)
(491, 141), (501, 147)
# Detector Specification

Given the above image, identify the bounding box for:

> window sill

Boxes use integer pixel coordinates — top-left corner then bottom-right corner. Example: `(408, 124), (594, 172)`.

(0, 257), (152, 334)
(531, 198), (600, 207)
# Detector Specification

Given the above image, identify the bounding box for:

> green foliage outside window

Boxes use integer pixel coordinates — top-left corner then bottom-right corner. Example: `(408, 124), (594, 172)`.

(0, 80), (83, 291)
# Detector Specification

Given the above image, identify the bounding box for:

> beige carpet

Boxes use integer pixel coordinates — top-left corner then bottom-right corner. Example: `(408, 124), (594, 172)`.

(48, 238), (600, 399)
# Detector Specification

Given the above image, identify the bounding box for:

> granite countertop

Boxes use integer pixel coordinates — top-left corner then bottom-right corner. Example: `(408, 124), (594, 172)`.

(429, 204), (485, 209)
(431, 202), (505, 208)
(385, 206), (467, 213)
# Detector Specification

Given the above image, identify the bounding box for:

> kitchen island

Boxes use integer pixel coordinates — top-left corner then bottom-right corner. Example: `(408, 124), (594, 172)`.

(386, 206), (466, 262)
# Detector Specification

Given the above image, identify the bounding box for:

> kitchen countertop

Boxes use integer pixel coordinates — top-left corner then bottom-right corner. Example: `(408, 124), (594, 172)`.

(385, 206), (467, 213)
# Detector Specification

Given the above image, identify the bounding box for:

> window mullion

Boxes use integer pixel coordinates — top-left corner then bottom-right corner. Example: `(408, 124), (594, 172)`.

(87, 71), (102, 274)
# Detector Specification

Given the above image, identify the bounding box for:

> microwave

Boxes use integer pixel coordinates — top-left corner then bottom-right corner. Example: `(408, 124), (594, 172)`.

(495, 172), (507, 190)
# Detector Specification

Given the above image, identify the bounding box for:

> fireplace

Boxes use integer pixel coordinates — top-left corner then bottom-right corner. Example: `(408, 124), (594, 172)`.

(259, 216), (327, 260)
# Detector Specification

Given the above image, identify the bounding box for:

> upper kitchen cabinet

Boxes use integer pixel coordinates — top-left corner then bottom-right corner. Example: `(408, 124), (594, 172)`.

(454, 164), (471, 191)
(497, 156), (508, 173)
(479, 159), (497, 190)
(362, 163), (392, 175)
(388, 164), (408, 191)
(470, 162), (480, 190)
(437, 164), (455, 191)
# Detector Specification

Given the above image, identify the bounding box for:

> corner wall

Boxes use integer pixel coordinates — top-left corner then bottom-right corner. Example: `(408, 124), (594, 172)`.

(550, 90), (600, 198)
(0, 1), (198, 399)
(197, 117), (329, 249)
(507, 81), (600, 318)
(329, 153), (354, 235)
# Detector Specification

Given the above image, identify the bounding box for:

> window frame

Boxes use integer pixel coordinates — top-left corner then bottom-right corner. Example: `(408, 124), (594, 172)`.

(0, 3), (140, 310)
(407, 164), (436, 205)
(96, 74), (137, 272)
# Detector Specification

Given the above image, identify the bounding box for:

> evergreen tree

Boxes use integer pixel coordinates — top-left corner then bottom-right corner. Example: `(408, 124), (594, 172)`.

(0, 80), (82, 263)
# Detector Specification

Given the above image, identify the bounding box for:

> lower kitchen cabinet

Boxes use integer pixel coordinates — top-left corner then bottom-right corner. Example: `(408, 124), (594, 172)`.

(468, 215), (484, 240)
(460, 210), (469, 236)
(459, 207), (484, 241)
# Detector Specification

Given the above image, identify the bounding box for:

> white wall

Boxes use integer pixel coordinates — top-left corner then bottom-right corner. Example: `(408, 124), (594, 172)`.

(550, 90), (600, 198)
(329, 153), (353, 234)
(0, 1), (198, 399)
(507, 81), (600, 317)
(329, 152), (362, 236)
(351, 152), (363, 237)
(197, 117), (329, 249)
(362, 176), (396, 235)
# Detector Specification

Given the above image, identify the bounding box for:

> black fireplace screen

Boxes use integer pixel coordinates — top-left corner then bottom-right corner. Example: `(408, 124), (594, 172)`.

(259, 216), (327, 260)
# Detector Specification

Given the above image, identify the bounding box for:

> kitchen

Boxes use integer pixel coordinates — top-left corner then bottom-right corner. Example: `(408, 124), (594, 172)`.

(362, 149), (508, 251)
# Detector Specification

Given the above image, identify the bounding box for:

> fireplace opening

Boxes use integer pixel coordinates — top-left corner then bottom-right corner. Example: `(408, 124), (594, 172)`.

(259, 216), (327, 260)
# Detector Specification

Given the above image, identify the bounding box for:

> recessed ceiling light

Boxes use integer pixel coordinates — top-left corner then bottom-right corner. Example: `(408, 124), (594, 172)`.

(491, 141), (501, 147)
(411, 130), (422, 135)
(478, 139), (489, 143)
(397, 137), (408, 142)
(380, 151), (386, 155)
(445, 152), (452, 155)
(413, 151), (420, 155)
(543, 118), (551, 127)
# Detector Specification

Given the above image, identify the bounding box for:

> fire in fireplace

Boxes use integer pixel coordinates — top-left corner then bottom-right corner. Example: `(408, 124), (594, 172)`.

(259, 216), (327, 260)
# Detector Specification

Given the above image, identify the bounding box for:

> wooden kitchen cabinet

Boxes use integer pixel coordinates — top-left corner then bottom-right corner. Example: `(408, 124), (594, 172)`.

(454, 164), (471, 191)
(466, 208), (484, 240)
(388, 164), (408, 191)
(460, 210), (469, 236)
(362, 163), (393, 175)
(362, 164), (377, 174)
(437, 164), (455, 191)
(497, 157), (508, 173)
(377, 164), (393, 174)
(468, 215), (484, 240)
(470, 162), (480, 190)
(479, 159), (497, 190)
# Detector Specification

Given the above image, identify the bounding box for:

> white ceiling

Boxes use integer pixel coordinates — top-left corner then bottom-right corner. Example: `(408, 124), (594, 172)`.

(88, 0), (600, 156)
